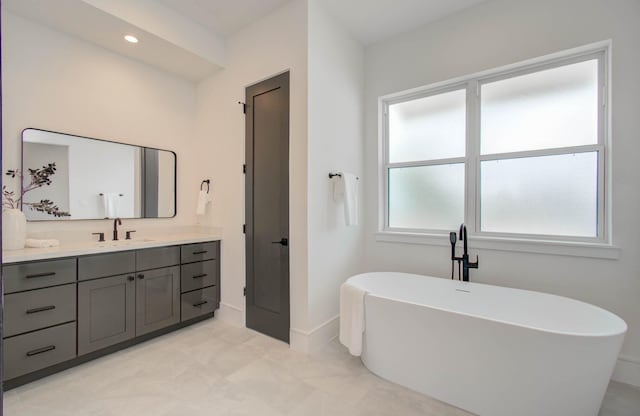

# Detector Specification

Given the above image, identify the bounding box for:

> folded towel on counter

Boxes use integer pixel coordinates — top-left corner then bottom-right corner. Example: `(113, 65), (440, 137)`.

(196, 189), (212, 215)
(25, 238), (60, 248)
(339, 280), (368, 356)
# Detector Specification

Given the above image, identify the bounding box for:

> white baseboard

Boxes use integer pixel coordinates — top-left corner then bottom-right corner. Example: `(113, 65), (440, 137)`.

(612, 355), (640, 387)
(216, 302), (244, 327)
(290, 315), (339, 353)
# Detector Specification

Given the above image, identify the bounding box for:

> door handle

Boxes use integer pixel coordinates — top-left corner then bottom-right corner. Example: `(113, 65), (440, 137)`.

(271, 238), (288, 246)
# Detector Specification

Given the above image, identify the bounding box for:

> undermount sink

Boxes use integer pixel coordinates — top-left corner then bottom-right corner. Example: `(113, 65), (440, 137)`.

(95, 238), (155, 248)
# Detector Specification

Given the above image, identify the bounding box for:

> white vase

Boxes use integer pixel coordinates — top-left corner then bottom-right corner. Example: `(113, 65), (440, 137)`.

(3, 208), (27, 250)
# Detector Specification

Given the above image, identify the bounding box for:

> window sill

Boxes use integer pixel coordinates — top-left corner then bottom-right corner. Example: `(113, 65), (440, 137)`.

(375, 231), (620, 260)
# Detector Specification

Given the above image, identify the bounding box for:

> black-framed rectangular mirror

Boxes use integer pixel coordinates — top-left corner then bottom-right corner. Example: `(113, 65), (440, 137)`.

(21, 128), (176, 220)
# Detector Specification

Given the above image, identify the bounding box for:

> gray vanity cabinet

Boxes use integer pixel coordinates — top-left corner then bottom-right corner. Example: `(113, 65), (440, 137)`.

(2, 257), (78, 381)
(135, 266), (180, 336)
(78, 274), (136, 355)
(180, 242), (220, 321)
(3, 240), (220, 388)
(78, 247), (181, 353)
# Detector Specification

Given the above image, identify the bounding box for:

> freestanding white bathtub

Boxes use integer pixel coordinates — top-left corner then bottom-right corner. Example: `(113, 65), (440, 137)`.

(349, 272), (627, 416)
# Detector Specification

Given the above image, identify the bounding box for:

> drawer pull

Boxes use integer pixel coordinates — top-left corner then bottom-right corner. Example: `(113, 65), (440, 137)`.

(192, 250), (208, 255)
(26, 345), (56, 357)
(25, 272), (56, 279)
(192, 274), (208, 279)
(193, 301), (208, 308)
(26, 305), (56, 314)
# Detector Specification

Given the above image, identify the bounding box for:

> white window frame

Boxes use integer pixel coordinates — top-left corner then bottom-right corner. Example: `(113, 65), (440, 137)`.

(377, 41), (618, 259)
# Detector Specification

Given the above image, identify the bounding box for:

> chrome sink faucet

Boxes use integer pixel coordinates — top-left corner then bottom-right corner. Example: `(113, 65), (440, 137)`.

(113, 218), (122, 241)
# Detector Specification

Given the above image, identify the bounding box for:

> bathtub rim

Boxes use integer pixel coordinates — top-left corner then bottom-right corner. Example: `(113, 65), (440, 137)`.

(349, 272), (628, 339)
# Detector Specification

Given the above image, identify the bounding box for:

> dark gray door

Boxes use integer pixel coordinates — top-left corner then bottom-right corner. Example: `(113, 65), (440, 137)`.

(245, 71), (290, 343)
(135, 266), (180, 336)
(78, 274), (135, 355)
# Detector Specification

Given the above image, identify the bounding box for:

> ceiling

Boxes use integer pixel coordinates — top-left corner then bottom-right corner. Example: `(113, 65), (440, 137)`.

(157, 0), (289, 36)
(4, 0), (224, 82)
(318, 0), (488, 45)
(3, 0), (488, 82)
(156, 0), (487, 44)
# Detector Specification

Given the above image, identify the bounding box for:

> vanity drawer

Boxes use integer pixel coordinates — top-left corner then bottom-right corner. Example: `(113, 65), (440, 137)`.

(3, 322), (76, 381)
(181, 242), (217, 264)
(181, 287), (217, 321)
(3, 258), (77, 294)
(136, 246), (180, 271)
(78, 251), (135, 280)
(4, 284), (77, 338)
(180, 260), (217, 293)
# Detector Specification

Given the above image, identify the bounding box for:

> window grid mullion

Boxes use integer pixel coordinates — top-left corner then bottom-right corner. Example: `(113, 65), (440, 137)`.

(479, 144), (603, 162)
(467, 80), (481, 235)
(383, 101), (390, 230)
(385, 157), (466, 170)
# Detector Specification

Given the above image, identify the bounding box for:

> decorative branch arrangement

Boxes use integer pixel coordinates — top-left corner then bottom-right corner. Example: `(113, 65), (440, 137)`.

(2, 163), (71, 217)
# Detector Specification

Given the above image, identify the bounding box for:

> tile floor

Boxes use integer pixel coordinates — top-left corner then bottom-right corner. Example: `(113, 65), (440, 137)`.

(4, 319), (639, 415)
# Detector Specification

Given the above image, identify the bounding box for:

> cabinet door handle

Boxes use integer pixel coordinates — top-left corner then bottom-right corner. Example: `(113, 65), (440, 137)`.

(26, 305), (56, 314)
(25, 272), (56, 279)
(127, 276), (135, 281)
(26, 345), (56, 357)
(192, 274), (208, 279)
(137, 274), (145, 280)
(193, 301), (208, 308)
(192, 250), (208, 255)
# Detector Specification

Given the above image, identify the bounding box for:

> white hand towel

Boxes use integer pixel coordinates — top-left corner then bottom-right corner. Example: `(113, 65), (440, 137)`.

(196, 190), (212, 215)
(102, 193), (119, 218)
(26, 238), (60, 248)
(339, 281), (368, 356)
(342, 173), (358, 226)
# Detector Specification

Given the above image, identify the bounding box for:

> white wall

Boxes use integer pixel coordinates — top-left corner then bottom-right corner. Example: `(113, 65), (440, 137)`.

(2, 12), (201, 234)
(363, 0), (640, 385)
(195, 0), (309, 332)
(305, 1), (364, 338)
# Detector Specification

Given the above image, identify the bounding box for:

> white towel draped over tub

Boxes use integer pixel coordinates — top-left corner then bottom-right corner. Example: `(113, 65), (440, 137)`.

(339, 279), (368, 356)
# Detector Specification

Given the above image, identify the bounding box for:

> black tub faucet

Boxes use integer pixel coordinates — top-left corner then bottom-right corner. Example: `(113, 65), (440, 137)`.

(458, 224), (479, 282)
(113, 218), (122, 241)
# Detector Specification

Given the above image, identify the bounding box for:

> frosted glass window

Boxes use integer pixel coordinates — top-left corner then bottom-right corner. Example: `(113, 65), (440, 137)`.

(389, 164), (464, 230)
(481, 60), (598, 155)
(480, 153), (598, 237)
(389, 90), (466, 162)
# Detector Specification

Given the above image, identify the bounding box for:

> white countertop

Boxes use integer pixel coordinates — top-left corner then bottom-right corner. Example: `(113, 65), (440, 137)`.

(3, 231), (222, 264)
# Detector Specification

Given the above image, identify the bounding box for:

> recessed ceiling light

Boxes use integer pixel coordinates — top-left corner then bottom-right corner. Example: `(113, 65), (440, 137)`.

(124, 35), (139, 44)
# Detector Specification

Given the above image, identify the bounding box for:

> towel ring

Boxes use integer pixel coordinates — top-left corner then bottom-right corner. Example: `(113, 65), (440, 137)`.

(201, 180), (210, 193)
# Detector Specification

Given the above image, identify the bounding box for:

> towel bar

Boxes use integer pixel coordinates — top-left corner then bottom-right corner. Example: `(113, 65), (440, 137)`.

(329, 172), (359, 180)
(99, 193), (124, 196)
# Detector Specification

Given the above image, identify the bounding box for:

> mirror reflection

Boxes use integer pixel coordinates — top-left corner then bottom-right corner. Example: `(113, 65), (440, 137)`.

(22, 129), (176, 220)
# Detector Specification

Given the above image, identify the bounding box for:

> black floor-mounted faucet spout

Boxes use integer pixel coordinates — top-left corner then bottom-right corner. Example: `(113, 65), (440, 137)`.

(458, 224), (479, 282)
